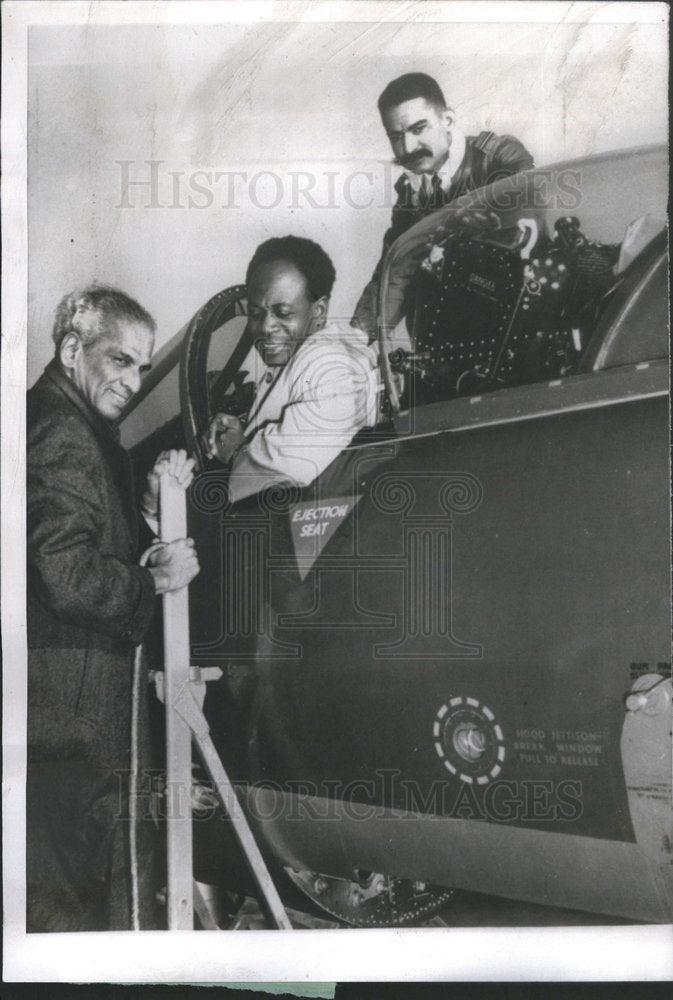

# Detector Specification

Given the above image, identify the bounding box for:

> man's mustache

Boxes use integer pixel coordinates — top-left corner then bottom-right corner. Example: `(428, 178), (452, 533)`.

(395, 149), (432, 168)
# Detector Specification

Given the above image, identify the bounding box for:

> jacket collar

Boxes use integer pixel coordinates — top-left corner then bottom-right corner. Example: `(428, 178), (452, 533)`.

(40, 359), (139, 532)
(42, 358), (122, 446)
(395, 128), (468, 198)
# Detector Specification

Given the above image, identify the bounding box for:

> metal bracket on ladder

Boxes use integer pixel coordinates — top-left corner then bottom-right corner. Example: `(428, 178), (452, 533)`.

(158, 470), (292, 930)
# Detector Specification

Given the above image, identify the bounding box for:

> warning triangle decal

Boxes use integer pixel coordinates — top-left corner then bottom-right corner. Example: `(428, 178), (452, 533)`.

(289, 495), (362, 581)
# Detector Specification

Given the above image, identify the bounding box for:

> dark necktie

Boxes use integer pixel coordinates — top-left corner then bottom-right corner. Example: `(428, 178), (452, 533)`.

(417, 174), (443, 210)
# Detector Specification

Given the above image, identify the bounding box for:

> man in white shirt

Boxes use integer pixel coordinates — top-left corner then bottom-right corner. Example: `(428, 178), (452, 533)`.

(352, 72), (534, 336)
(207, 236), (379, 503)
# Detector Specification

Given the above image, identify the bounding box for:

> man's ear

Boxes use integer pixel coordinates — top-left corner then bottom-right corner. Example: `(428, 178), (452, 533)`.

(443, 108), (454, 131)
(310, 296), (329, 331)
(59, 331), (82, 372)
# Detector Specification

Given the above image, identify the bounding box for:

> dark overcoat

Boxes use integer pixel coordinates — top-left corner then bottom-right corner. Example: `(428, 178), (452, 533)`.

(27, 359), (158, 931)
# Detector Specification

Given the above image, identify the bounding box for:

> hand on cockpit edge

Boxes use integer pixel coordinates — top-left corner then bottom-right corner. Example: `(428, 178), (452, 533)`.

(206, 413), (246, 464)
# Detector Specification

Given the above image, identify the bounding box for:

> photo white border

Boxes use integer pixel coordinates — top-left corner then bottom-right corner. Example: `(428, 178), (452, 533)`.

(3, 0), (671, 985)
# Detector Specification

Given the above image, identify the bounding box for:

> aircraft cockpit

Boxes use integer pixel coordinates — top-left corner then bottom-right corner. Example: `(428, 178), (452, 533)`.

(124, 145), (667, 476)
(376, 147), (667, 432)
(119, 144), (671, 928)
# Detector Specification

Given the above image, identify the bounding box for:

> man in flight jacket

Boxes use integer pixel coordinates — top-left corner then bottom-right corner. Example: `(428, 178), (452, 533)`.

(352, 72), (534, 337)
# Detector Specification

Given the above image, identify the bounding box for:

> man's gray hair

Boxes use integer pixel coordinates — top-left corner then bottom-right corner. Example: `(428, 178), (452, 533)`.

(52, 285), (156, 353)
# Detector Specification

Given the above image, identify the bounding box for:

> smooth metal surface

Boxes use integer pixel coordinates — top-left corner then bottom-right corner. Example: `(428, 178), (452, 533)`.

(392, 358), (668, 440)
(245, 787), (673, 923)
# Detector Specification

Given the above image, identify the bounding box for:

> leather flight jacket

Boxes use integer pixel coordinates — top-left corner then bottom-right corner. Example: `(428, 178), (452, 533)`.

(352, 131), (535, 337)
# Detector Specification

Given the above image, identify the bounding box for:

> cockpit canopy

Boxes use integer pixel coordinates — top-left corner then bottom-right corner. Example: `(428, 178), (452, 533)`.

(377, 145), (667, 417)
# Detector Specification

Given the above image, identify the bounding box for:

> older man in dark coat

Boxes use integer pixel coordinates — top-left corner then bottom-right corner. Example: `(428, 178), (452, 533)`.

(27, 285), (199, 931)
